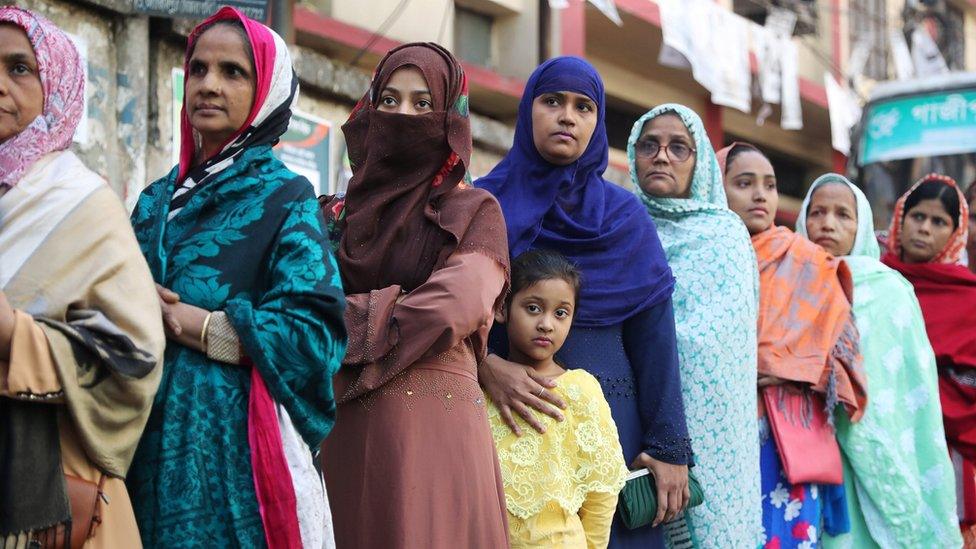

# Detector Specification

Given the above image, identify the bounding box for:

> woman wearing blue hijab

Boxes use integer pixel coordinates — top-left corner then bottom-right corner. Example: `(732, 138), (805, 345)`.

(477, 57), (692, 548)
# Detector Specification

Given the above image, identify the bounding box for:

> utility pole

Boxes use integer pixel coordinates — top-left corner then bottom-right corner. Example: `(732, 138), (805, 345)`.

(268, 0), (295, 43)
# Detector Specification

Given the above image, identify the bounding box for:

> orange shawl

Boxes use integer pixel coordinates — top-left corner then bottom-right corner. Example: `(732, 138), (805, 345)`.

(754, 226), (867, 420)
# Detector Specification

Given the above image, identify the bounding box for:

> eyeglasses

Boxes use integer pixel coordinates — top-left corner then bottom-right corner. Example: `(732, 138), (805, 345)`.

(634, 141), (696, 162)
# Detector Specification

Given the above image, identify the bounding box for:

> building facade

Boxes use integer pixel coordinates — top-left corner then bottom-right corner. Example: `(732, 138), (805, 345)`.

(17, 0), (976, 217)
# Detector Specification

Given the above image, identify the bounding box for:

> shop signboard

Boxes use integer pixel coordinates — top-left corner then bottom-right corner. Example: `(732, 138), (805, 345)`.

(273, 111), (332, 196)
(135, 0), (268, 20)
(860, 90), (976, 165)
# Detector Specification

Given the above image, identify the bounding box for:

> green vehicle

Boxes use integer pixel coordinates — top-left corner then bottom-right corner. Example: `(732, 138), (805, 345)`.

(850, 72), (976, 228)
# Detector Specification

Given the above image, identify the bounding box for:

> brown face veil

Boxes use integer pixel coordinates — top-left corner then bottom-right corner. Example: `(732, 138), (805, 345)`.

(336, 42), (476, 294)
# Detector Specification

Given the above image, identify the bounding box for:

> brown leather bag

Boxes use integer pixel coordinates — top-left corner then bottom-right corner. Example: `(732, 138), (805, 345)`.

(64, 474), (105, 549)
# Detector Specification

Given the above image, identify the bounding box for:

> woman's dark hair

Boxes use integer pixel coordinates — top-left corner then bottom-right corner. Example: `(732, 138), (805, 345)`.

(965, 179), (976, 204)
(188, 19), (254, 65)
(903, 178), (960, 230)
(507, 249), (582, 308)
(723, 142), (769, 175)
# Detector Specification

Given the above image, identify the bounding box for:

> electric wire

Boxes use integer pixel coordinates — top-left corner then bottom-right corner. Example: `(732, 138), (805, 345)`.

(350, 0), (412, 66)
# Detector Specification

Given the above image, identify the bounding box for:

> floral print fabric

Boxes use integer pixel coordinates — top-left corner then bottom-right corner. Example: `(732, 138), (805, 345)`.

(797, 174), (962, 548)
(488, 369), (628, 521)
(627, 103), (762, 548)
(0, 7), (85, 188)
(761, 419), (825, 549)
(127, 145), (346, 546)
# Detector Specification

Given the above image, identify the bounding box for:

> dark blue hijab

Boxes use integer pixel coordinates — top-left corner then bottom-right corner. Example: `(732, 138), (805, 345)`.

(476, 56), (673, 328)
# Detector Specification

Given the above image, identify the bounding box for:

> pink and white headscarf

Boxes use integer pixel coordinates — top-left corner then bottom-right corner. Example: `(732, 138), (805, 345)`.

(175, 5), (296, 183)
(167, 6), (297, 219)
(0, 6), (84, 188)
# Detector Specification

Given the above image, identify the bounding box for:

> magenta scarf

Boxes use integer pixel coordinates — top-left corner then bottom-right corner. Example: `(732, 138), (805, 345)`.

(0, 7), (84, 188)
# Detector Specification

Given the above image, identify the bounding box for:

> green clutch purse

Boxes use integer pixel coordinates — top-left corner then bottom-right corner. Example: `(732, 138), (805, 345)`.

(617, 468), (704, 530)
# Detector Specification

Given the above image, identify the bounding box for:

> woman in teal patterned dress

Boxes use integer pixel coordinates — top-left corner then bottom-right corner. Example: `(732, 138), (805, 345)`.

(126, 7), (346, 547)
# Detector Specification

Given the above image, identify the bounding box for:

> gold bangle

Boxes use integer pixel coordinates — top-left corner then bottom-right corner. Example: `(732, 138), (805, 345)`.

(200, 312), (213, 351)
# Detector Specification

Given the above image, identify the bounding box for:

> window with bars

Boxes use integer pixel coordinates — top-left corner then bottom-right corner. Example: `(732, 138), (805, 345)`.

(731, 0), (818, 36)
(455, 6), (493, 67)
(943, 3), (965, 70)
(902, 0), (967, 73)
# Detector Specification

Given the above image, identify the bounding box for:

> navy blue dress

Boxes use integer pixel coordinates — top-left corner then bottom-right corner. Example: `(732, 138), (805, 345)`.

(491, 297), (692, 549)
(476, 55), (693, 548)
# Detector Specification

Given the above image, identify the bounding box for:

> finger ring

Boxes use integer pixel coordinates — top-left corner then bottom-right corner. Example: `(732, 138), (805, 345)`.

(536, 387), (545, 397)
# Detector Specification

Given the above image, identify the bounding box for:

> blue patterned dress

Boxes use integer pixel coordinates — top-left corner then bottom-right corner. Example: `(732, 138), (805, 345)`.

(127, 146), (346, 546)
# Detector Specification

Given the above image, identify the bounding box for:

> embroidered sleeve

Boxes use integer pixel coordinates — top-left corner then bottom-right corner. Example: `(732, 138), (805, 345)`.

(623, 299), (695, 465)
(338, 252), (504, 402)
(206, 311), (243, 365)
(341, 285), (401, 366)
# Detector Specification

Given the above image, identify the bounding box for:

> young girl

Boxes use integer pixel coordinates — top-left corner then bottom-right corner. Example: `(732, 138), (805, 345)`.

(488, 249), (628, 548)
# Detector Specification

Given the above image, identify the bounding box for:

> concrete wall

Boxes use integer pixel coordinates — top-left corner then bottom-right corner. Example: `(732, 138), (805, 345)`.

(795, 1), (843, 84)
(330, 0), (458, 47)
(324, 0), (536, 79)
(490, 0), (538, 79)
(947, 0), (976, 71)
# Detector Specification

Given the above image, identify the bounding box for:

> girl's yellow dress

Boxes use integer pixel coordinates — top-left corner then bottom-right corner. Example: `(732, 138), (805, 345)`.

(488, 369), (628, 548)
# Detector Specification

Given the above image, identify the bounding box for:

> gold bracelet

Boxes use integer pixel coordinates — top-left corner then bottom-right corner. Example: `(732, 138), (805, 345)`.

(200, 312), (213, 351)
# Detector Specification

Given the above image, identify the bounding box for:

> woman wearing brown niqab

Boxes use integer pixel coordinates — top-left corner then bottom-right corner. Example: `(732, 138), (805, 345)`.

(320, 43), (511, 548)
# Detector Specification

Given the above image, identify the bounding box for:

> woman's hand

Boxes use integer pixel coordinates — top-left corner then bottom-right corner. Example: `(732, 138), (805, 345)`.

(631, 452), (689, 527)
(156, 284), (182, 337)
(0, 291), (15, 360)
(154, 285), (210, 353)
(478, 354), (566, 436)
(757, 375), (785, 387)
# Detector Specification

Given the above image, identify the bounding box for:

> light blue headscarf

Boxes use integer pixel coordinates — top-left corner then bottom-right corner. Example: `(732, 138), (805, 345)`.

(627, 104), (762, 548)
(796, 173), (881, 264)
(797, 174), (961, 549)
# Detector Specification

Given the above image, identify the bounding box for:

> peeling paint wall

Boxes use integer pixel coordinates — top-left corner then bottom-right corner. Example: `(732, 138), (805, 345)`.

(146, 36), (186, 184)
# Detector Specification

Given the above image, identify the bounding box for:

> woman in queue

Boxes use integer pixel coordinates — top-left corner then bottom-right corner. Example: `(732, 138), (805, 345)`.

(719, 143), (866, 549)
(0, 7), (164, 547)
(627, 104), (762, 548)
(797, 173), (960, 548)
(880, 174), (976, 542)
(477, 57), (692, 548)
(320, 43), (511, 548)
(127, 7), (347, 546)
